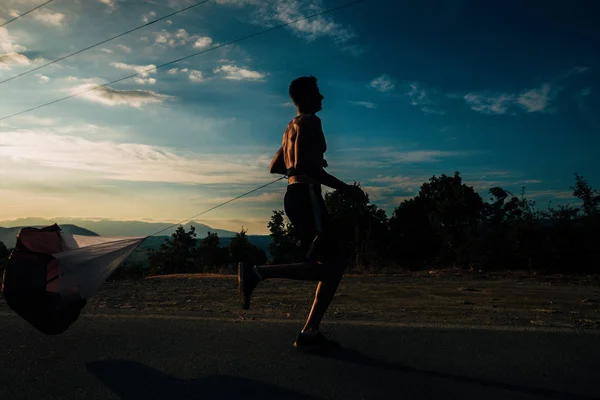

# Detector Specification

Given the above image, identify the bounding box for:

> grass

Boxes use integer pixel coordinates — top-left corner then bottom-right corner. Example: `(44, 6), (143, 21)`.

(72, 269), (600, 329)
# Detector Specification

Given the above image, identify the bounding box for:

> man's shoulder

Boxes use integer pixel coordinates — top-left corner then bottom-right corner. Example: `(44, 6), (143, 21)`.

(293, 114), (322, 130)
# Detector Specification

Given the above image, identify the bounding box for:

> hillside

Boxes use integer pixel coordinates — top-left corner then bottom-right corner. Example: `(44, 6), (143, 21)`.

(0, 218), (242, 237)
(0, 224), (99, 248)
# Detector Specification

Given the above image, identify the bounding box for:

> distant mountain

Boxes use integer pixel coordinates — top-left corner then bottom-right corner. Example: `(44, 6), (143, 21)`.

(0, 217), (241, 238)
(0, 224), (98, 248)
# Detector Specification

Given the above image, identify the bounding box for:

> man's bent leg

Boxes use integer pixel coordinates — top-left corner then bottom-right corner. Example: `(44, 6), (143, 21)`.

(302, 261), (345, 332)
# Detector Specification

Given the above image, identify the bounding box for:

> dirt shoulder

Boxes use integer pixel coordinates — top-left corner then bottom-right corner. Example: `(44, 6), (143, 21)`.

(68, 271), (600, 330)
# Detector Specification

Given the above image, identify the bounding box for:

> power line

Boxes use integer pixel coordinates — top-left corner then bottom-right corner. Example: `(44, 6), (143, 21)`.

(148, 176), (286, 237)
(0, 0), (366, 122)
(0, 0), (56, 28)
(0, 0), (212, 84)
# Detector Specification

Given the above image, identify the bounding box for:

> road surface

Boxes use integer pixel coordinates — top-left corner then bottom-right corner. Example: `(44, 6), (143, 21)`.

(0, 311), (598, 399)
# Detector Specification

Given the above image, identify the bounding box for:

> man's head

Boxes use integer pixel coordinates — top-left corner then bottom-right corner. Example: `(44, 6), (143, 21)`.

(289, 76), (324, 114)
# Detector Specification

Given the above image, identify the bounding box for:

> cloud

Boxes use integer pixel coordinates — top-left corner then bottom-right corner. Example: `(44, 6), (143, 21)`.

(527, 190), (574, 200)
(142, 11), (156, 23)
(0, 130), (269, 185)
(339, 147), (476, 167)
(463, 92), (514, 115)
(215, 0), (358, 50)
(193, 36), (213, 49)
(407, 83), (445, 115)
(213, 64), (266, 81)
(68, 83), (171, 108)
(0, 27), (26, 53)
(349, 101), (376, 109)
(369, 74), (395, 92)
(116, 44), (132, 53)
(517, 83), (557, 113)
(98, 0), (116, 9)
(0, 27), (46, 70)
(35, 73), (50, 83)
(189, 70), (204, 82)
(32, 10), (66, 27)
(464, 83), (558, 115)
(0, 52), (30, 69)
(281, 102), (294, 107)
(101, 48), (113, 54)
(155, 28), (212, 49)
(110, 62), (157, 84)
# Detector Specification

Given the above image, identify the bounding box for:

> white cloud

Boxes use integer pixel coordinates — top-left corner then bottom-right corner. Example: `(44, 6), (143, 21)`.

(110, 62), (157, 84)
(116, 44), (132, 53)
(142, 11), (156, 23)
(349, 101), (376, 109)
(339, 147), (475, 167)
(167, 68), (179, 74)
(98, 0), (116, 9)
(463, 92), (514, 115)
(407, 83), (445, 115)
(0, 27), (26, 53)
(155, 28), (212, 49)
(32, 10), (66, 27)
(0, 52), (30, 69)
(517, 83), (557, 113)
(189, 70), (203, 82)
(464, 83), (558, 115)
(281, 102), (294, 107)
(69, 83), (171, 108)
(213, 64), (265, 81)
(35, 73), (50, 83)
(0, 130), (269, 185)
(215, 0), (358, 49)
(193, 36), (213, 49)
(369, 74), (395, 92)
(101, 48), (113, 54)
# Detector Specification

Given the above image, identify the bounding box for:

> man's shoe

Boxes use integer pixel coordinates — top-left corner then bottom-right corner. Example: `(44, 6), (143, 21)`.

(238, 262), (260, 310)
(293, 331), (341, 352)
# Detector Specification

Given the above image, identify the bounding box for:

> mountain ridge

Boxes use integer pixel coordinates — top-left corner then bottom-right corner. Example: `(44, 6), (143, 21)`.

(0, 217), (255, 238)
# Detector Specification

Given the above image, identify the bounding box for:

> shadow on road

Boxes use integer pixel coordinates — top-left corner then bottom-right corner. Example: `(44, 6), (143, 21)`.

(313, 348), (593, 400)
(87, 360), (321, 400)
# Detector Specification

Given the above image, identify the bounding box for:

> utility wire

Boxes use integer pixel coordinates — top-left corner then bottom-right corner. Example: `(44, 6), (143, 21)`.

(148, 176), (286, 238)
(0, 0), (56, 28)
(0, 0), (212, 84)
(0, 0), (366, 122)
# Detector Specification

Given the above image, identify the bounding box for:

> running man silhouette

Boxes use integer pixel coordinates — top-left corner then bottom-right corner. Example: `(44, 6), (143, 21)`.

(238, 76), (365, 351)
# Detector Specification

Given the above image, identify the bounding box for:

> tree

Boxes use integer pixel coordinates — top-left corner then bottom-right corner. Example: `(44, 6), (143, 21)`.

(228, 228), (267, 272)
(571, 173), (600, 216)
(147, 225), (199, 275)
(0, 241), (9, 259)
(412, 172), (484, 267)
(196, 232), (228, 272)
(268, 210), (302, 264)
(324, 185), (390, 271)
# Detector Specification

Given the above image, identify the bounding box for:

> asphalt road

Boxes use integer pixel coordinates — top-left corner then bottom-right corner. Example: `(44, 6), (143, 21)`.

(0, 312), (599, 400)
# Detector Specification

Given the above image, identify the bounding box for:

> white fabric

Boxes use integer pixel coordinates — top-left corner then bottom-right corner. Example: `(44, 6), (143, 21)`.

(52, 234), (146, 299)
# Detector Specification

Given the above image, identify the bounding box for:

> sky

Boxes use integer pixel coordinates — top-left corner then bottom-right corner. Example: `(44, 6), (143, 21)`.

(1, 0), (599, 235)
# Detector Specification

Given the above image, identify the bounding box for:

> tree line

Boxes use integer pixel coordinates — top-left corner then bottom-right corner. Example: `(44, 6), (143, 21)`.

(144, 171), (599, 276)
(1, 171), (598, 277)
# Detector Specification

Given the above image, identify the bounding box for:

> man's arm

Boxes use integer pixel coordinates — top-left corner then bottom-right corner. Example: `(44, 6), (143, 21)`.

(269, 147), (287, 175)
(294, 118), (348, 190)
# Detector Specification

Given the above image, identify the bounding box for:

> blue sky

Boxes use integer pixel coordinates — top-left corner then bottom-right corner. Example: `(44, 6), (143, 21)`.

(1, 0), (598, 234)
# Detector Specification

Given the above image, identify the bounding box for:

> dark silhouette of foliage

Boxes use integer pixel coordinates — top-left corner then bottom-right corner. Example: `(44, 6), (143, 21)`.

(140, 172), (598, 277)
(268, 210), (302, 264)
(148, 225), (198, 275)
(228, 228), (268, 271)
(196, 232), (228, 272)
